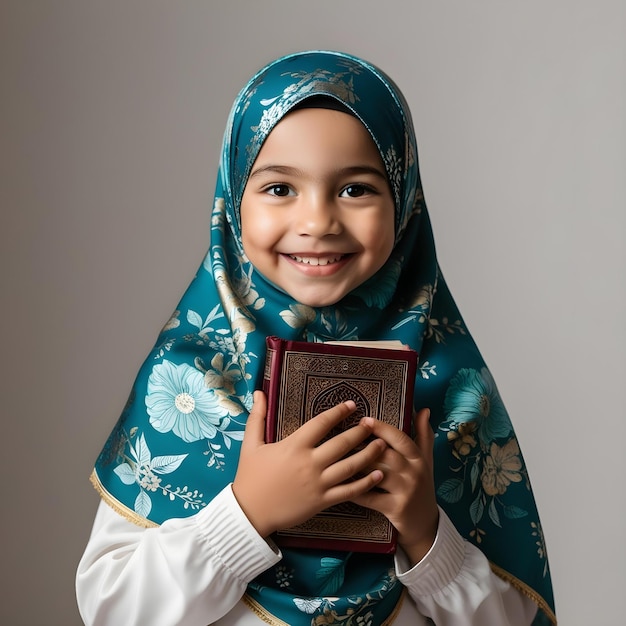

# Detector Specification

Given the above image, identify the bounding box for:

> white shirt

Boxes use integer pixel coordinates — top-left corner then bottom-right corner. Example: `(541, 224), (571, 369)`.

(76, 485), (538, 625)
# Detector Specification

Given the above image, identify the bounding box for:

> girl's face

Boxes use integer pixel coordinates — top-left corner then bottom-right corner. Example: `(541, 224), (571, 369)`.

(240, 107), (395, 308)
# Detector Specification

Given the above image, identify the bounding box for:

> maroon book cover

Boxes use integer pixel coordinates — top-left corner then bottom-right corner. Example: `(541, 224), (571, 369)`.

(262, 336), (418, 553)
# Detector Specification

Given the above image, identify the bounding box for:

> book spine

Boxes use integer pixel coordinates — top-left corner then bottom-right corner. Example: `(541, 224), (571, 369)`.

(262, 336), (284, 443)
(402, 356), (418, 436)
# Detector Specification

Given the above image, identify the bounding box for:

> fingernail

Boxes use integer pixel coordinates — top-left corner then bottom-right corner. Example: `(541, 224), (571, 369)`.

(345, 400), (356, 410)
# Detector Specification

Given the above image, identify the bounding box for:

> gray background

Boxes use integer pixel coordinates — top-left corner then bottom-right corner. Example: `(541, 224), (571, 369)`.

(1, 1), (624, 624)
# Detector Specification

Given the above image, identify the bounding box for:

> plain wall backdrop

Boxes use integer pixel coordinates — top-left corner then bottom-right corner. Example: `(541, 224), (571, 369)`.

(1, 1), (624, 624)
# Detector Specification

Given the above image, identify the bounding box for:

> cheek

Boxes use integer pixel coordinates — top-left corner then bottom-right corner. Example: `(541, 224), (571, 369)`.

(242, 221), (273, 256)
(239, 203), (257, 258)
(365, 215), (395, 265)
(378, 234), (395, 268)
(240, 204), (285, 263)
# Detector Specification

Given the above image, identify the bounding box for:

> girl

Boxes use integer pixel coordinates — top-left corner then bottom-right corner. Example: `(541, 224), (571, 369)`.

(77, 51), (556, 625)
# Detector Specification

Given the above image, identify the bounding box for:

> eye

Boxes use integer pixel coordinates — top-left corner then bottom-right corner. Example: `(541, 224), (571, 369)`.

(265, 184), (295, 197)
(339, 184), (373, 198)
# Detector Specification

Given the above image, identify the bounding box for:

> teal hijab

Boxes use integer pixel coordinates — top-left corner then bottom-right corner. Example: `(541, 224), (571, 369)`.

(92, 51), (556, 625)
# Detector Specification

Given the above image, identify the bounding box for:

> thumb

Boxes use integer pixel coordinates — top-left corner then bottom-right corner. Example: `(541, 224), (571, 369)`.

(242, 390), (268, 449)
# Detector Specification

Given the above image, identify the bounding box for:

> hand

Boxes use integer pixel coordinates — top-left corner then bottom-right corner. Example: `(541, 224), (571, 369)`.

(350, 408), (439, 566)
(232, 391), (387, 538)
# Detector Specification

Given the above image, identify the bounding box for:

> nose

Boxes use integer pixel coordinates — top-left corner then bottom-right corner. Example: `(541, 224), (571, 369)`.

(295, 192), (342, 237)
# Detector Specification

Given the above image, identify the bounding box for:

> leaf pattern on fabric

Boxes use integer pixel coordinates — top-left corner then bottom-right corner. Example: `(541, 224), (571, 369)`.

(391, 283), (434, 330)
(314, 557), (347, 596)
(427, 316), (467, 343)
(418, 360), (437, 380)
(112, 431), (205, 516)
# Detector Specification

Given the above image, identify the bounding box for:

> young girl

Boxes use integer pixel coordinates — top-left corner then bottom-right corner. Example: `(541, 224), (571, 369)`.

(77, 51), (556, 625)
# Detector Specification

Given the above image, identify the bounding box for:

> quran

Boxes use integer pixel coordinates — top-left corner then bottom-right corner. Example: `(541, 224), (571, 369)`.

(263, 336), (418, 553)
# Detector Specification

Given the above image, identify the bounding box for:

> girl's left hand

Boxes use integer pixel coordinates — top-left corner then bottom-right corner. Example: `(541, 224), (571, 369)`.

(350, 408), (439, 567)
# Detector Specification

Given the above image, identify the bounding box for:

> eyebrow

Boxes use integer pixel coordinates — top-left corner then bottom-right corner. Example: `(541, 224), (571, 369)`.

(248, 164), (388, 181)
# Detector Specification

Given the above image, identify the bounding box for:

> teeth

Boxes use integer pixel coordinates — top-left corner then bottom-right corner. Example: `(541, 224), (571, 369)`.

(289, 254), (344, 266)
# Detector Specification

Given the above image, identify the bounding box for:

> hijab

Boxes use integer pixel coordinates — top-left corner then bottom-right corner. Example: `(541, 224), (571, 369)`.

(92, 50), (555, 625)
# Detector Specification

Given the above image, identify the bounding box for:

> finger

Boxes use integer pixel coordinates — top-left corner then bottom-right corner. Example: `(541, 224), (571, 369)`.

(372, 446), (408, 475)
(294, 400), (358, 446)
(351, 488), (387, 514)
(314, 418), (378, 466)
(242, 390), (267, 449)
(359, 416), (420, 460)
(322, 437), (386, 485)
(325, 468), (384, 507)
(414, 408), (434, 459)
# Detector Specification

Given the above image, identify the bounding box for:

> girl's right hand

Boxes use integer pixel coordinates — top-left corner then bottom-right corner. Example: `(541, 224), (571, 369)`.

(232, 390), (387, 538)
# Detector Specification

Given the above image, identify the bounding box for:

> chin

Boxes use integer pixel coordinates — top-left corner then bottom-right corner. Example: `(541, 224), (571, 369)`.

(294, 297), (341, 308)
(289, 291), (346, 308)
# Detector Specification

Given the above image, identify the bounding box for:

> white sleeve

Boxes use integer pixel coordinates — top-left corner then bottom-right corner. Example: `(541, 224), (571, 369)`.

(394, 507), (539, 625)
(76, 485), (281, 626)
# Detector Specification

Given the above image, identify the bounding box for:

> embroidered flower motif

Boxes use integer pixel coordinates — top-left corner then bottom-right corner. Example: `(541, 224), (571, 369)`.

(311, 76), (356, 104)
(406, 133), (415, 168)
(355, 612), (374, 626)
(213, 266), (256, 335)
(312, 608), (341, 625)
(210, 330), (252, 371)
(287, 68), (360, 104)
(279, 303), (317, 328)
(401, 187), (424, 232)
(161, 310), (180, 332)
(232, 262), (265, 310)
(255, 102), (285, 141)
(202, 353), (241, 395)
(481, 439), (523, 496)
(309, 307), (358, 342)
(146, 360), (229, 442)
(531, 521), (550, 576)
(384, 145), (402, 208)
(138, 468), (162, 492)
(444, 368), (512, 445)
(275, 565), (294, 589)
(201, 353), (245, 417)
(447, 421), (478, 457)
(209, 198), (227, 233)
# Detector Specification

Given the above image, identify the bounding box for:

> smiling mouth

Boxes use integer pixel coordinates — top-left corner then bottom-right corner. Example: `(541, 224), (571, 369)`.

(287, 254), (349, 266)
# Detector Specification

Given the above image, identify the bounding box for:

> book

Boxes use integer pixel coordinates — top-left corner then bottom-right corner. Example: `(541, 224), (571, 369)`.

(262, 335), (418, 553)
